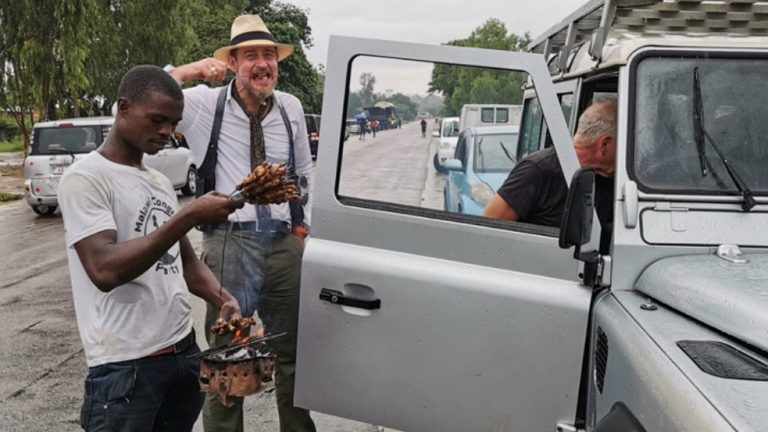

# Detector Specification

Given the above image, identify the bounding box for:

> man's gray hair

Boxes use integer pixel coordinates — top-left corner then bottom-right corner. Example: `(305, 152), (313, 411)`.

(576, 98), (617, 140)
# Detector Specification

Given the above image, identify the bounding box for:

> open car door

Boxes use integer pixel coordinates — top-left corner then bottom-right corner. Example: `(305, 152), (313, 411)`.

(296, 36), (589, 431)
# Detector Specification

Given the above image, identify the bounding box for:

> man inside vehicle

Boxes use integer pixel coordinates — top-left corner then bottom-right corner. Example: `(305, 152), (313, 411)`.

(482, 99), (616, 236)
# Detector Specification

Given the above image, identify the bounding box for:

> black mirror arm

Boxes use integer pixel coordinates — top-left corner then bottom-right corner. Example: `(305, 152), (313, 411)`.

(575, 249), (601, 287)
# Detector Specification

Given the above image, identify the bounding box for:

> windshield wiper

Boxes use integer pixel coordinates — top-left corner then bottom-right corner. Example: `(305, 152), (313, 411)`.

(692, 67), (756, 212)
(42, 148), (76, 161)
(499, 140), (515, 163)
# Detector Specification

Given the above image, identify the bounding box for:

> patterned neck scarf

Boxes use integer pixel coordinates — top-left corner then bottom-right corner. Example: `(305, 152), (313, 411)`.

(231, 84), (275, 169)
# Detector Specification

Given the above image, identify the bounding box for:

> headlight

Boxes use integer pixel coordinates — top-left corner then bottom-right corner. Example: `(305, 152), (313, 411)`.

(470, 182), (494, 205)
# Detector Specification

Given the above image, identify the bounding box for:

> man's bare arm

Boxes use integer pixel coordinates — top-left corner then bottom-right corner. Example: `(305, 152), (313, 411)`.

(73, 193), (240, 292)
(482, 194), (521, 221)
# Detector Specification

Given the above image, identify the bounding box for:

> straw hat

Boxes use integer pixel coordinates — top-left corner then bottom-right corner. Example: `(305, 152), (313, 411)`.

(213, 15), (294, 63)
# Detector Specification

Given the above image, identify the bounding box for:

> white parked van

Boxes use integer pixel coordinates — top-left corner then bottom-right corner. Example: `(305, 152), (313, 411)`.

(23, 116), (197, 215)
(458, 104), (521, 132)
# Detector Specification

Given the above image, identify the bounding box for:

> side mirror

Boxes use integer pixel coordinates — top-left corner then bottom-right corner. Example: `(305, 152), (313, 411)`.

(432, 131), (440, 138)
(559, 167), (595, 252)
(559, 166), (603, 286)
(444, 159), (463, 171)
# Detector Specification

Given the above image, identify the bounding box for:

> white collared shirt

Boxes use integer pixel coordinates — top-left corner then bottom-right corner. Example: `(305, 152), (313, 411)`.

(177, 82), (312, 226)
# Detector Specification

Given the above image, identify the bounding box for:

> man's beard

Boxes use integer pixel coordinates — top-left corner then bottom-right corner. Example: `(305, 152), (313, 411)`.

(238, 75), (275, 100)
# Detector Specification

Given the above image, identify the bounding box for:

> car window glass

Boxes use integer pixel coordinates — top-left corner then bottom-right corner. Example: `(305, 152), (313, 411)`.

(338, 56), (558, 231)
(32, 125), (103, 155)
(474, 131), (519, 173)
(632, 55), (768, 194)
(455, 134), (467, 165)
(496, 108), (509, 123)
(518, 97), (543, 161)
(481, 108), (494, 123)
(442, 119), (459, 137)
(559, 94), (574, 128)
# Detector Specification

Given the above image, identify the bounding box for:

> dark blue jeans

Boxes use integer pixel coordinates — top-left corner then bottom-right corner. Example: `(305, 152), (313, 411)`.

(79, 344), (204, 431)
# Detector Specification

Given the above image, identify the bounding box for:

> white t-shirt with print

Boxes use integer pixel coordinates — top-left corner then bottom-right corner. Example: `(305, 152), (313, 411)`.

(58, 151), (193, 367)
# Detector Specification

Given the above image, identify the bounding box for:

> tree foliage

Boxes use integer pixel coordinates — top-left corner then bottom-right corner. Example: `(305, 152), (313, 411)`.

(358, 72), (376, 108)
(0, 0), (324, 152)
(346, 73), (418, 122)
(429, 19), (531, 115)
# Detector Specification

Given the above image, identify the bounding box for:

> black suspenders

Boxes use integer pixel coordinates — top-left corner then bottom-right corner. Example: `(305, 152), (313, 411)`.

(196, 85), (305, 228)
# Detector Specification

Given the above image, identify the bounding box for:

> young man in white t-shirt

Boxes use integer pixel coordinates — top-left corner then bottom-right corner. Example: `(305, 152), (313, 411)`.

(58, 65), (243, 432)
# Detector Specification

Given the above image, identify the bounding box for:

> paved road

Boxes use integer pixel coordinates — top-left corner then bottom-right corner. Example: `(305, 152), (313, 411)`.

(339, 120), (445, 210)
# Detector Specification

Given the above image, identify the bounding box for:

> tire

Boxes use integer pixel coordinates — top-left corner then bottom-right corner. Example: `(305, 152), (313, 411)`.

(32, 205), (57, 216)
(433, 153), (447, 173)
(181, 166), (197, 196)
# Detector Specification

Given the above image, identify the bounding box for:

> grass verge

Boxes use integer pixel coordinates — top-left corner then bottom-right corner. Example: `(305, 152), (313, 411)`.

(0, 191), (23, 202)
(0, 139), (24, 153)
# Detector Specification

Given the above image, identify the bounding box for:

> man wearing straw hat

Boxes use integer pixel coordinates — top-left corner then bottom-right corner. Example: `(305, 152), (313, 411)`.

(164, 14), (315, 432)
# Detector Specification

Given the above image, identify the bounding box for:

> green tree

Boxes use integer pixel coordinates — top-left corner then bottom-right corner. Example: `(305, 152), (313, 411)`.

(0, 0), (323, 154)
(388, 92), (417, 122)
(0, 0), (204, 152)
(181, 0), (324, 112)
(429, 19), (531, 115)
(345, 92), (364, 119)
(358, 72), (376, 108)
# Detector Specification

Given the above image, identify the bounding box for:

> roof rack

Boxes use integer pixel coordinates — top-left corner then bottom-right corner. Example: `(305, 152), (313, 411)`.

(529, 0), (768, 71)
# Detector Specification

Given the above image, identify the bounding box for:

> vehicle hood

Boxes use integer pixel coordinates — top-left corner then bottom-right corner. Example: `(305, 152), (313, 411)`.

(636, 253), (768, 353)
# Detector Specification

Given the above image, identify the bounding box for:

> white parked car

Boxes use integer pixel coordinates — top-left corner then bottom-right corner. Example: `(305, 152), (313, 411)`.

(23, 116), (196, 215)
(431, 116), (460, 173)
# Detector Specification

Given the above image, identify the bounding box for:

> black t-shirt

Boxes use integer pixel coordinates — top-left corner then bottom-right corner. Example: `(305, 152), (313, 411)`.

(497, 147), (615, 243)
(497, 147), (568, 227)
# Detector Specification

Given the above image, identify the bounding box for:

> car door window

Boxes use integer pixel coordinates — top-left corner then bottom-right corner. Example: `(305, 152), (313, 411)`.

(337, 55), (575, 234)
(560, 93), (574, 128)
(517, 97), (543, 161)
(454, 133), (467, 165)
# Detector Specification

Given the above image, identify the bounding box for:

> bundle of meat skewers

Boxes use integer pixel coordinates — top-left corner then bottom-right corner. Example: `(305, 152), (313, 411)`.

(231, 162), (301, 205)
(211, 316), (262, 337)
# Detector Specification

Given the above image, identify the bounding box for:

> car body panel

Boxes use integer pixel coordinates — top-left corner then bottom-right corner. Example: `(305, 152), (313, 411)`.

(296, 35), (585, 431)
(445, 125), (520, 215)
(589, 290), (741, 431)
(434, 116), (460, 167)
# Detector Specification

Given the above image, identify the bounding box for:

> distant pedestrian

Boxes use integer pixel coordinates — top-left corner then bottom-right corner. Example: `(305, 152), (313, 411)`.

(420, 118), (427, 138)
(359, 119), (367, 140)
(371, 119), (379, 138)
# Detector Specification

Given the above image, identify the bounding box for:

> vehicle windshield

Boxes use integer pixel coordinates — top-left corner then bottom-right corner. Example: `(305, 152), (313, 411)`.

(632, 54), (768, 195)
(474, 132), (518, 173)
(32, 126), (103, 155)
(442, 119), (459, 137)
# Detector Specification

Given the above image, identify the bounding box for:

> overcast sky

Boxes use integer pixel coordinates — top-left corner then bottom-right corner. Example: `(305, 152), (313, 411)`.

(288, 0), (575, 66)
(283, 0), (576, 95)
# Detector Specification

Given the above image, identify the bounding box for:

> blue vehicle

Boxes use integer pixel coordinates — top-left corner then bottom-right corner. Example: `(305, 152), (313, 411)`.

(443, 125), (519, 215)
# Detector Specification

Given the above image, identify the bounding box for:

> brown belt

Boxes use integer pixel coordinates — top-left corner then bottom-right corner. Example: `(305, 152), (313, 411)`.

(148, 329), (196, 357)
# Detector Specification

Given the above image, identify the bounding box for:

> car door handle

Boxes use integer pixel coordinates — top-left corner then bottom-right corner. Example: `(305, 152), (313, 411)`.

(319, 288), (381, 310)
